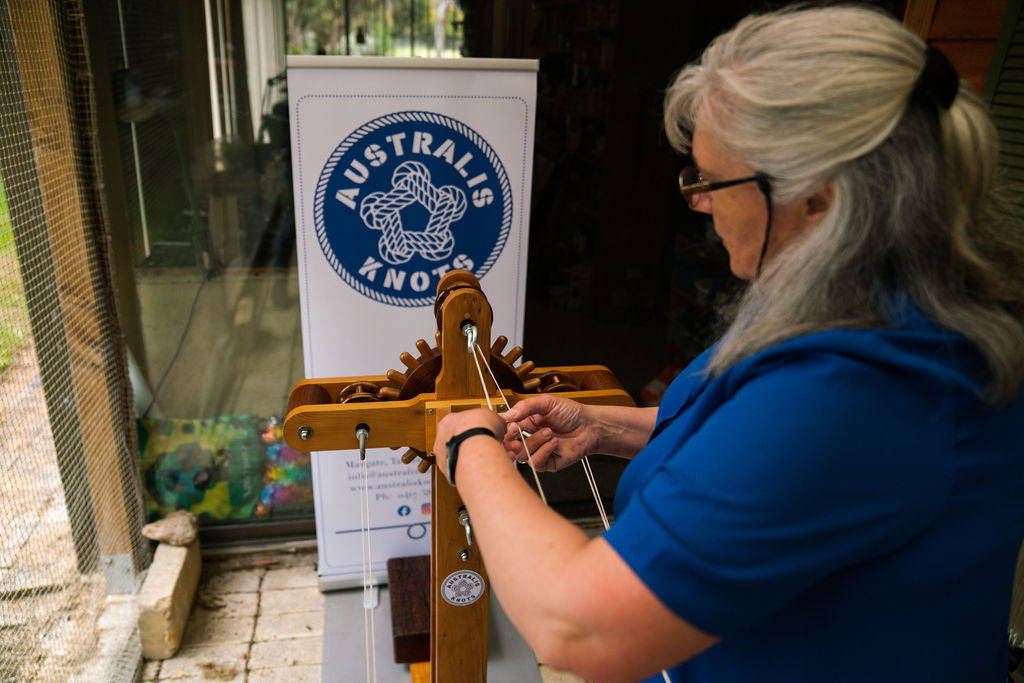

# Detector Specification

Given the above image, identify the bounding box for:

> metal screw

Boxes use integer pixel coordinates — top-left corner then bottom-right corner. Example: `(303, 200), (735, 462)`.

(458, 549), (472, 562)
(428, 408), (434, 415)
(298, 426), (313, 441)
(496, 405), (508, 412)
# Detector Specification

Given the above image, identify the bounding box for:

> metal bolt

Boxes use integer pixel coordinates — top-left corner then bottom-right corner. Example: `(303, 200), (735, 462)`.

(496, 404), (508, 412)
(428, 408), (434, 415)
(462, 321), (478, 351)
(458, 549), (472, 562)
(356, 425), (369, 461)
(459, 510), (473, 546)
(298, 426), (313, 441)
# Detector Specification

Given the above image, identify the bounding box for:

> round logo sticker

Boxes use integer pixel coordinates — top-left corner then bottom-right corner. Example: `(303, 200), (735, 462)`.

(441, 569), (486, 606)
(313, 111), (512, 307)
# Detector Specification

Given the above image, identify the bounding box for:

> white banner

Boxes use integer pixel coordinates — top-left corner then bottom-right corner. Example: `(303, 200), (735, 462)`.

(287, 56), (537, 587)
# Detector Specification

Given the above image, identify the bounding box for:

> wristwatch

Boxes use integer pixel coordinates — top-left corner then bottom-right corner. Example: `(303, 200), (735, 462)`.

(445, 427), (499, 486)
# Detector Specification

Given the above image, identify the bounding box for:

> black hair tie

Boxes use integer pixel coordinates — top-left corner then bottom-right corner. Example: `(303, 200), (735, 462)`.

(911, 44), (959, 111)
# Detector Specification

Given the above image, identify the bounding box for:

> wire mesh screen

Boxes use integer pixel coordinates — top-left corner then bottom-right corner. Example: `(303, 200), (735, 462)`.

(0, 1), (148, 680)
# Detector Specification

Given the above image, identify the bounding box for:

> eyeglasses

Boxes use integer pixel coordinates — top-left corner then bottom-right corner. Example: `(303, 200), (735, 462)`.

(677, 166), (771, 209)
(677, 165), (775, 277)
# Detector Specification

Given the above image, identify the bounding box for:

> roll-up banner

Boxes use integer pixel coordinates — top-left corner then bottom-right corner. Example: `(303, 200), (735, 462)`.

(286, 56), (538, 589)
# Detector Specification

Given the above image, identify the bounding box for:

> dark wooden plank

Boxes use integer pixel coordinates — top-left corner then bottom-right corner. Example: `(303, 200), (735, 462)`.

(388, 555), (432, 664)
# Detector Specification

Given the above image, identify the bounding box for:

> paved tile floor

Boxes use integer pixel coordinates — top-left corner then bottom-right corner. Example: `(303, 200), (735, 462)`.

(129, 268), (603, 682)
(140, 545), (323, 682)
(138, 543), (585, 683)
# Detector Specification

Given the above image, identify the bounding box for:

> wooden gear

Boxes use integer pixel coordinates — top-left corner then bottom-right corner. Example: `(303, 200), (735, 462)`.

(284, 270), (634, 682)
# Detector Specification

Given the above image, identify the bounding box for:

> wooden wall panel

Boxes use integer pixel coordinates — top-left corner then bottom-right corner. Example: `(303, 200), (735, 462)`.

(906, 0), (1010, 93)
(931, 38), (999, 92)
(929, 0), (1009, 39)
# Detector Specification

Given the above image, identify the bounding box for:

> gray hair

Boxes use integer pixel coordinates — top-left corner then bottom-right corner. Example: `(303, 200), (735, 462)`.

(664, 5), (1024, 404)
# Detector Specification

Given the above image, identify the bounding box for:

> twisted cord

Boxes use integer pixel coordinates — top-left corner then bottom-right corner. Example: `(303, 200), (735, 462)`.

(580, 456), (610, 530)
(471, 343), (547, 506)
(358, 456), (378, 683)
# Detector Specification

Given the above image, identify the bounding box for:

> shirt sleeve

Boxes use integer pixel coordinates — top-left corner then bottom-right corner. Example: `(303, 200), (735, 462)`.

(602, 351), (955, 637)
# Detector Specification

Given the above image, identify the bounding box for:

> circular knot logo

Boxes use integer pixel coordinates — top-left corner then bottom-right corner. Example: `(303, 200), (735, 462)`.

(360, 161), (465, 265)
(314, 111), (512, 307)
(441, 569), (485, 606)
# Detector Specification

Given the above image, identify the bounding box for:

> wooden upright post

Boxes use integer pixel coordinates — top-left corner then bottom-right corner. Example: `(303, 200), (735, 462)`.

(429, 287), (494, 681)
(2, 0), (145, 586)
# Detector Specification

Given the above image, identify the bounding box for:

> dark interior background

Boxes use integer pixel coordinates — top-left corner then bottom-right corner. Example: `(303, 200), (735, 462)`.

(82, 0), (908, 529)
(463, 0), (907, 515)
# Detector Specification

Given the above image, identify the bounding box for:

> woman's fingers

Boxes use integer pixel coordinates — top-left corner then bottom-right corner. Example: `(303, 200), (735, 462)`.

(502, 394), (559, 425)
(505, 428), (563, 471)
(520, 437), (559, 471)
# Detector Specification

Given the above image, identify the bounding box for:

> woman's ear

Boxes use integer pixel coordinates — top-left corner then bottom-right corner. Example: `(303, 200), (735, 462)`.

(804, 181), (834, 225)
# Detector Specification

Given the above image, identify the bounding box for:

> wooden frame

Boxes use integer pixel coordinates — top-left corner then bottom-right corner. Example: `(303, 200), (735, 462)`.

(284, 270), (634, 681)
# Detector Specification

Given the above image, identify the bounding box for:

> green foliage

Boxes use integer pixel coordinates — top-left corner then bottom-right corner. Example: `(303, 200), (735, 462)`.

(0, 176), (11, 256)
(0, 283), (29, 374)
(0, 175), (29, 374)
(285, 0), (463, 57)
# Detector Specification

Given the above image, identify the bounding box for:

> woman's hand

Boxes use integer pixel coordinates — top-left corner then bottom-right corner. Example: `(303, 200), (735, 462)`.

(501, 395), (599, 472)
(432, 408), (507, 484)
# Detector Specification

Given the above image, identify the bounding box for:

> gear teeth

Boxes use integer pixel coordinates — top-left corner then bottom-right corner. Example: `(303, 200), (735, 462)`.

(398, 448), (436, 475)
(491, 335), (508, 355)
(415, 339), (432, 358)
(400, 351), (418, 370)
(503, 346), (523, 364)
(387, 368), (407, 384)
(523, 377), (541, 392)
(379, 386), (400, 401)
(435, 331), (442, 349)
(515, 360), (536, 378)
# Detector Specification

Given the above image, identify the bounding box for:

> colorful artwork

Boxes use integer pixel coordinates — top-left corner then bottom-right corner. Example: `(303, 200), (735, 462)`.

(257, 417), (313, 518)
(138, 416), (313, 523)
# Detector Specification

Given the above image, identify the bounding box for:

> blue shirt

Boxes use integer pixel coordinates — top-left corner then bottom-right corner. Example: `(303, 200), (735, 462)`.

(603, 310), (1024, 682)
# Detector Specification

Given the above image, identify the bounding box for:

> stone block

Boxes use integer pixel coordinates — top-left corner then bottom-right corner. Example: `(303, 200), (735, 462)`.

(137, 540), (201, 659)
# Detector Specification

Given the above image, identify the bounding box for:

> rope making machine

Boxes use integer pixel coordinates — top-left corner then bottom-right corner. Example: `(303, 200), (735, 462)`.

(283, 269), (635, 682)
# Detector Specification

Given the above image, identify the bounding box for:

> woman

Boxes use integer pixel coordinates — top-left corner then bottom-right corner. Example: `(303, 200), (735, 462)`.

(433, 6), (1024, 682)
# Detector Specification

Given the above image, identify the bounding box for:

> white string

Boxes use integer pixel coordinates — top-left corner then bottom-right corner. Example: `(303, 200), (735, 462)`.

(362, 450), (374, 679)
(471, 338), (673, 683)
(470, 346), (496, 412)
(580, 456), (610, 531)
(471, 343), (547, 505)
(358, 455), (378, 683)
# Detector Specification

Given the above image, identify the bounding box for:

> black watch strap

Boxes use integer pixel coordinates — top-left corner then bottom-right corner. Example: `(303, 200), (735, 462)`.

(445, 427), (499, 486)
